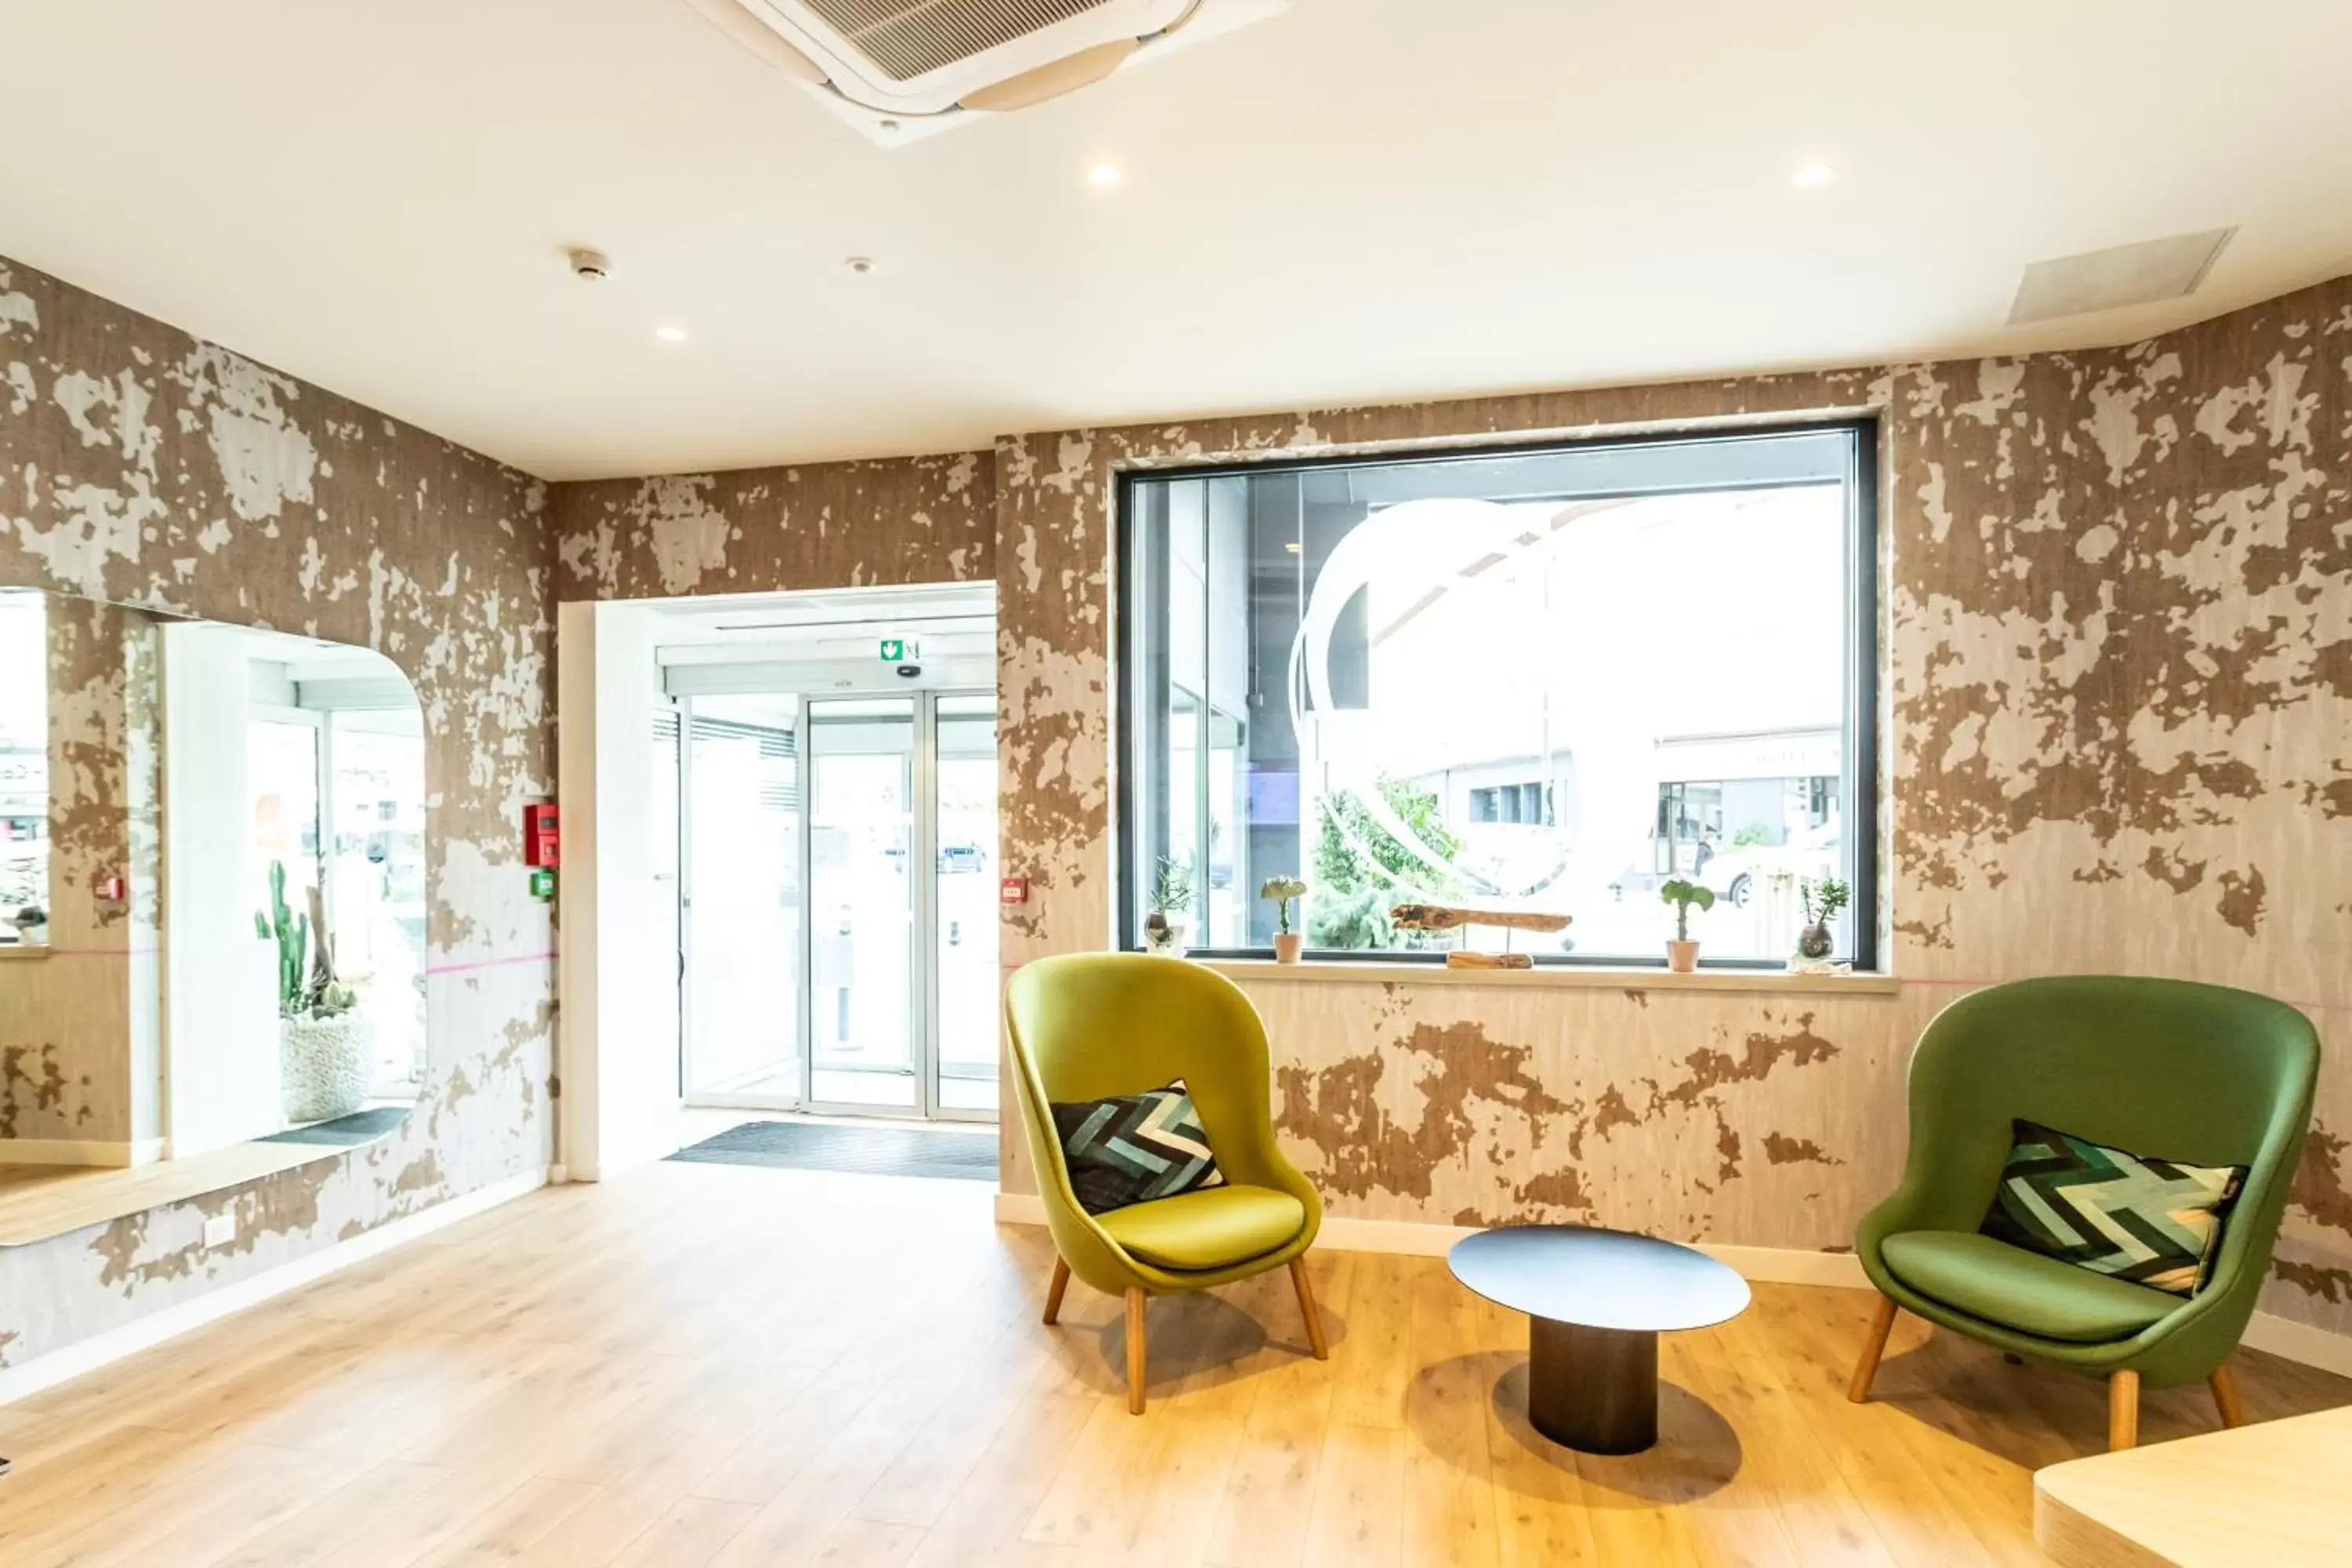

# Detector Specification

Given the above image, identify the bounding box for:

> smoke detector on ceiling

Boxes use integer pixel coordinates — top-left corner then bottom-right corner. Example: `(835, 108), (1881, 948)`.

(684, 0), (1290, 144)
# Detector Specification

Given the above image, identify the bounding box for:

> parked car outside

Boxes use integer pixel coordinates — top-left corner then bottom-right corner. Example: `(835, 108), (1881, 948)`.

(1698, 830), (1838, 907)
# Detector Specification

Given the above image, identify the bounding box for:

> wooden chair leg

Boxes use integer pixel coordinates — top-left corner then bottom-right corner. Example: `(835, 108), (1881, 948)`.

(2209, 1362), (2247, 1428)
(1043, 1258), (1070, 1327)
(2108, 1370), (2140, 1451)
(1124, 1287), (1149, 1415)
(1288, 1256), (1329, 1360)
(1848, 1293), (1900, 1403)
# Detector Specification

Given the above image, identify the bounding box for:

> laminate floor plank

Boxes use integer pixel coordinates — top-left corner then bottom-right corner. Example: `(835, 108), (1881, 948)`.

(3, 1163), (2346, 1568)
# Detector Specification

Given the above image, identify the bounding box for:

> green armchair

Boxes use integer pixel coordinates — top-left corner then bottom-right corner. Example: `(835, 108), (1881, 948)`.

(1849, 975), (2319, 1449)
(1004, 953), (1327, 1413)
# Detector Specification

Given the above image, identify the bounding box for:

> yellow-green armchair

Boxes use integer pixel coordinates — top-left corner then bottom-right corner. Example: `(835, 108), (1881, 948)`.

(1004, 953), (1327, 1413)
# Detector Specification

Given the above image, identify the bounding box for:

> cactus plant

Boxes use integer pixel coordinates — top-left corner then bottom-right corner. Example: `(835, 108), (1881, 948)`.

(256, 859), (310, 1018)
(1258, 876), (1308, 935)
(256, 860), (354, 1018)
(1659, 877), (1715, 942)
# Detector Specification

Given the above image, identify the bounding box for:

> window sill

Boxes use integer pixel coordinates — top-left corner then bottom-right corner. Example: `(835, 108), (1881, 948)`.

(1198, 956), (1899, 996)
(0, 945), (50, 961)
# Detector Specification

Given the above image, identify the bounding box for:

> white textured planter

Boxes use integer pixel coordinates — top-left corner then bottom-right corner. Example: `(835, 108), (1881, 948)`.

(281, 1011), (372, 1124)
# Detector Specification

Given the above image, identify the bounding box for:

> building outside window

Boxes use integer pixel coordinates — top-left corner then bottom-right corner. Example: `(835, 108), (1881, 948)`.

(1119, 424), (1877, 966)
(0, 590), (46, 945)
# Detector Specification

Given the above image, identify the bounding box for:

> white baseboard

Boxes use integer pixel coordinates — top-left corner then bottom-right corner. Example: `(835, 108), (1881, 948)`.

(0, 1167), (549, 1409)
(0, 1137), (167, 1167)
(2242, 1306), (2352, 1378)
(992, 1192), (2352, 1376)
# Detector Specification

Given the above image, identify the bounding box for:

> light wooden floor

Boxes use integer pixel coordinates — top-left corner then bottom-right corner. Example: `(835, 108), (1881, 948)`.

(1, 1162), (2345, 1568)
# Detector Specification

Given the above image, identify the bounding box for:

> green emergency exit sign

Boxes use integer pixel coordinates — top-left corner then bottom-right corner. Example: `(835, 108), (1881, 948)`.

(879, 636), (921, 661)
(528, 868), (556, 899)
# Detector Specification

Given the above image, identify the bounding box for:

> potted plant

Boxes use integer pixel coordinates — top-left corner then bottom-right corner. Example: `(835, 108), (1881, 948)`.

(258, 859), (371, 1123)
(1260, 875), (1308, 963)
(1795, 876), (1850, 967)
(1142, 854), (1194, 955)
(11, 904), (45, 946)
(1659, 878), (1714, 973)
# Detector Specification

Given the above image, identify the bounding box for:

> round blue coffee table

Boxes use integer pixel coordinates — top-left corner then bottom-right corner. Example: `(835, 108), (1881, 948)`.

(1449, 1224), (1751, 1454)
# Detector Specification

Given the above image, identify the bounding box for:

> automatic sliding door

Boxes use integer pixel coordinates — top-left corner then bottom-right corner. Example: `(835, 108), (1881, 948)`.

(808, 699), (917, 1110)
(683, 694), (803, 1105)
(679, 685), (996, 1120)
(932, 695), (999, 1115)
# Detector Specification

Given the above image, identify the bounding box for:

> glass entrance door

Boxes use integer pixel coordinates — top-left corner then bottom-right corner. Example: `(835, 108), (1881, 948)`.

(808, 697), (918, 1111)
(678, 688), (995, 1121)
(681, 693), (804, 1105)
(932, 695), (999, 1116)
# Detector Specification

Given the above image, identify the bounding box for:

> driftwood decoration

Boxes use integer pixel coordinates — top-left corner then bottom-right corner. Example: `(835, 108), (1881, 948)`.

(1390, 903), (1572, 970)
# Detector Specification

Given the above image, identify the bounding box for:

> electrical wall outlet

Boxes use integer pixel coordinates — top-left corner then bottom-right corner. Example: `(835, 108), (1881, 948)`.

(201, 1211), (236, 1248)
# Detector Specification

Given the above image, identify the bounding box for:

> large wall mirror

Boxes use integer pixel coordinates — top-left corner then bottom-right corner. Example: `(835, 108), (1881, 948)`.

(0, 587), (426, 1244)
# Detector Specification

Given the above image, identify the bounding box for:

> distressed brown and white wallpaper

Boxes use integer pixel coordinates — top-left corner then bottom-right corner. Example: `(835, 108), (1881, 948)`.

(552, 454), (993, 599)
(4, 241), (2348, 1373)
(0, 259), (557, 1367)
(991, 279), (2352, 1338)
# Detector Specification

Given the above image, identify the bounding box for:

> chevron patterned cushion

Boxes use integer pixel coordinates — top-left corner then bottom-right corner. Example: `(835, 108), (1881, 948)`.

(1979, 1118), (2246, 1297)
(1051, 1080), (1226, 1215)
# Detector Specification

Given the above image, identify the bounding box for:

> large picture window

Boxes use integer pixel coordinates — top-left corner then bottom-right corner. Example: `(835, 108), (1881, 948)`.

(1118, 423), (1878, 967)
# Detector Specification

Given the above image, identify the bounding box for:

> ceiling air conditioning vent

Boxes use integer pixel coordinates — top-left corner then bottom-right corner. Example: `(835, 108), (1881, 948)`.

(686, 0), (1290, 143)
(804, 0), (1110, 82)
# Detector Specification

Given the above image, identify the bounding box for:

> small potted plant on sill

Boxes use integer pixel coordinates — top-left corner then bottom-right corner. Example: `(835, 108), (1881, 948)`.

(1659, 878), (1714, 973)
(1142, 854), (1194, 956)
(1793, 876), (1850, 972)
(1260, 875), (1308, 963)
(12, 904), (46, 946)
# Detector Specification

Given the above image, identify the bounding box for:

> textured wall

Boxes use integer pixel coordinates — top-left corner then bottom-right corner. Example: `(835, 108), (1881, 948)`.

(552, 455), (993, 599)
(0, 259), (557, 1367)
(4, 243), (2346, 1370)
(992, 281), (2352, 1336)
(0, 595), (161, 1148)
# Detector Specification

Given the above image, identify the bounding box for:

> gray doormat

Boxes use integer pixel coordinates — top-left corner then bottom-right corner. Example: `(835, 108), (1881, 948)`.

(261, 1105), (410, 1145)
(668, 1120), (997, 1181)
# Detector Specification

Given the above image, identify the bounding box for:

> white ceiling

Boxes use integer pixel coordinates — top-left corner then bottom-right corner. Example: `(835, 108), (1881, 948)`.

(2, 1), (2348, 481)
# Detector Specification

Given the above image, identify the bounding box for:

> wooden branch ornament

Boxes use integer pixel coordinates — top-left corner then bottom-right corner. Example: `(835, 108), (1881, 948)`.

(1388, 902), (1572, 970)
(1389, 903), (1570, 934)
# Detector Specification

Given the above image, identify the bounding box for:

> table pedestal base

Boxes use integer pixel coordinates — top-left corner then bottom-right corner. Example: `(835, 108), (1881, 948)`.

(1526, 1316), (1657, 1454)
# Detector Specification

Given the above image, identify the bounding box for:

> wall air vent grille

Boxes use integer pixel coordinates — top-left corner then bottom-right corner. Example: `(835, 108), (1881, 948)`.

(802, 0), (1113, 81)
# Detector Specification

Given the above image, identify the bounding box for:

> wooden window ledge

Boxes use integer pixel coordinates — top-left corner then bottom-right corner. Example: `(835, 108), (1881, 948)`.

(1197, 957), (1900, 996)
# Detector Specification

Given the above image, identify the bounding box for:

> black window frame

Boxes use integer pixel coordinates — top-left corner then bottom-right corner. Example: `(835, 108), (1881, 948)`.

(1113, 418), (1882, 971)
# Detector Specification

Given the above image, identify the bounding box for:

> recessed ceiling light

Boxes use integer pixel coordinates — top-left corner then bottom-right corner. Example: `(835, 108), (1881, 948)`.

(655, 325), (688, 343)
(1087, 162), (1123, 187)
(1791, 164), (1835, 188)
(845, 256), (878, 275)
